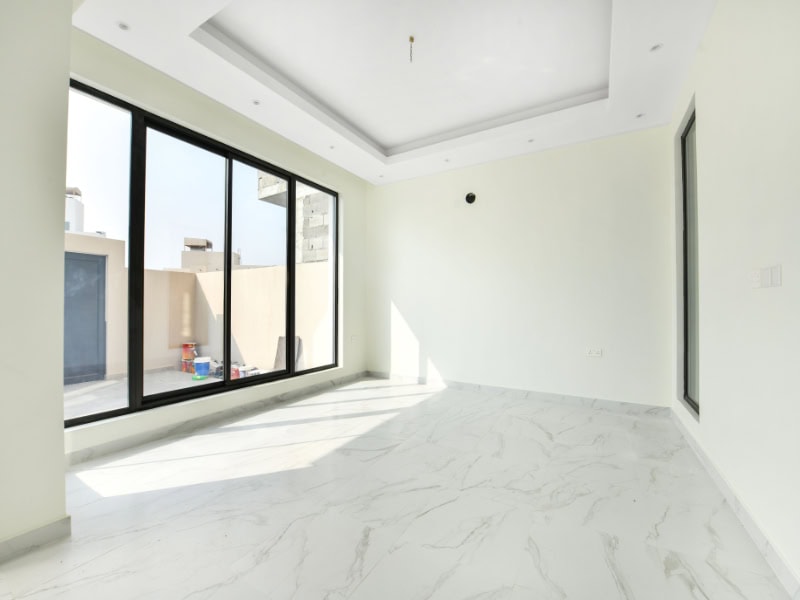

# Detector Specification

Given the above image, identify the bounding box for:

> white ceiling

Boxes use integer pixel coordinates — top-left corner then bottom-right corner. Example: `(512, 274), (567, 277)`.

(73, 0), (716, 185)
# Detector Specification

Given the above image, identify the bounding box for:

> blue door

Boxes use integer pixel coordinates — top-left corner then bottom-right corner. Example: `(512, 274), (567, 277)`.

(64, 252), (107, 384)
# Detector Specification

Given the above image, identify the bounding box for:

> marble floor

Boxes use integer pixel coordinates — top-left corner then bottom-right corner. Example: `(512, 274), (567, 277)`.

(1, 378), (790, 599)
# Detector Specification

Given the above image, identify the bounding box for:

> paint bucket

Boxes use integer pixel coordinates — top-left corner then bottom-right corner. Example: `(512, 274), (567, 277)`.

(194, 357), (210, 377)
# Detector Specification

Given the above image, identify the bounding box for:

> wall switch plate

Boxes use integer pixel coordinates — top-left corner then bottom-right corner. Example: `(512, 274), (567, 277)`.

(751, 269), (763, 288)
(752, 264), (783, 289)
(770, 264), (782, 287)
(587, 349), (603, 358)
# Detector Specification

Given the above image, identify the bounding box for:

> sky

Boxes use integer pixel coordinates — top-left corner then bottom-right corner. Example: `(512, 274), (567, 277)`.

(65, 89), (287, 270)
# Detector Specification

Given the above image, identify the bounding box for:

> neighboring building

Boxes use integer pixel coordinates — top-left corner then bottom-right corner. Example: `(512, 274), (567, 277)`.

(65, 187), (84, 232)
(258, 173), (330, 264)
(180, 237), (240, 272)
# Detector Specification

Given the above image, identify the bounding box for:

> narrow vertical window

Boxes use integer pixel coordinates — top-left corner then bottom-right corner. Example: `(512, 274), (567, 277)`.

(294, 182), (337, 371)
(682, 113), (699, 414)
(143, 128), (226, 396)
(64, 89), (131, 421)
(230, 161), (288, 377)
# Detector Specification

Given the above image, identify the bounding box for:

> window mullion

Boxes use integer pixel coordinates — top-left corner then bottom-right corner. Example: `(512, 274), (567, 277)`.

(128, 113), (147, 411)
(224, 155), (234, 383)
(287, 177), (297, 377)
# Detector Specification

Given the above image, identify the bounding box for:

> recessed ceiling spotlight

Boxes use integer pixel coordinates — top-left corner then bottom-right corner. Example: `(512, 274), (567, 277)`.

(636, 113), (645, 119)
(117, 22), (130, 31)
(650, 43), (664, 52)
(252, 99), (260, 106)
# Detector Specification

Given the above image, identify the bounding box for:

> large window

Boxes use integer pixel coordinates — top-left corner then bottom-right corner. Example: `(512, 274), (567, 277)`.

(295, 182), (336, 371)
(681, 112), (699, 414)
(143, 129), (227, 396)
(64, 81), (338, 426)
(231, 161), (289, 377)
(64, 89), (131, 421)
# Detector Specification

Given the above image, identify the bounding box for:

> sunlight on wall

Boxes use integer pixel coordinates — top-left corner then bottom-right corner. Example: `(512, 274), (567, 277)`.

(389, 302), (443, 382)
(425, 358), (443, 384)
(181, 291), (192, 338)
(389, 302), (419, 377)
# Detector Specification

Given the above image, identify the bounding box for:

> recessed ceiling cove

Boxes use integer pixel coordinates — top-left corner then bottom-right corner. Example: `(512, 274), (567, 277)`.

(201, 0), (612, 155)
(72, 0), (716, 183)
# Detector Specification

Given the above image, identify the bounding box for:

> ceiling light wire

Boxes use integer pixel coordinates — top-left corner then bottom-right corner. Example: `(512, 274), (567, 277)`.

(409, 35), (414, 63)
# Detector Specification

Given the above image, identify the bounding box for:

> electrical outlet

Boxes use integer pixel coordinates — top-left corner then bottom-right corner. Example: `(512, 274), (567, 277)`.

(587, 349), (603, 358)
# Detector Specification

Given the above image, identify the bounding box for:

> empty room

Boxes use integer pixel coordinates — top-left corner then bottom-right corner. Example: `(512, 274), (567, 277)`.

(1, 0), (798, 598)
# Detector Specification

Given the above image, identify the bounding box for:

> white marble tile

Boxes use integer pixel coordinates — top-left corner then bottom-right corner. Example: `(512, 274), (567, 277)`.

(514, 524), (790, 600)
(0, 378), (791, 599)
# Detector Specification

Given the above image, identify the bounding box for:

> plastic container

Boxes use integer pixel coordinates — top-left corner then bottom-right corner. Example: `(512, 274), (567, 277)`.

(182, 343), (197, 360)
(194, 356), (210, 377)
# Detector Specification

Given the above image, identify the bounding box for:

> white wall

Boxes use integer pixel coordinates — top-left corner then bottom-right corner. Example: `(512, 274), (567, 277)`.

(366, 127), (674, 406)
(0, 0), (71, 544)
(65, 29), (368, 457)
(671, 0), (800, 583)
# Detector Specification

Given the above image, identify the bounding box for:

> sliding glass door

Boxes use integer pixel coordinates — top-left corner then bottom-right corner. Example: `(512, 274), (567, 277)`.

(143, 128), (227, 396)
(230, 161), (289, 378)
(64, 80), (338, 427)
(295, 182), (337, 372)
(63, 88), (131, 421)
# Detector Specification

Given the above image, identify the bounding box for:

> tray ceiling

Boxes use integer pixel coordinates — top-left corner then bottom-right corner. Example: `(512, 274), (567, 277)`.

(73, 0), (716, 184)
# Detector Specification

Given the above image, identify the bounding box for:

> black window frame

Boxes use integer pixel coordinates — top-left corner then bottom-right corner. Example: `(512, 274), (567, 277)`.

(680, 111), (699, 416)
(65, 79), (339, 427)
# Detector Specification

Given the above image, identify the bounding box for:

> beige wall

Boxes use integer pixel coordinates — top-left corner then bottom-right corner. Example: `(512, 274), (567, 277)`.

(0, 0), (71, 547)
(295, 262), (335, 369)
(61, 235), (332, 378)
(195, 262), (332, 372)
(670, 0), (800, 584)
(143, 269), (205, 371)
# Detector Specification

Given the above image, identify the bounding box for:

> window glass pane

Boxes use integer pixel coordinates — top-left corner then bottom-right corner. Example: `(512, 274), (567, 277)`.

(64, 89), (131, 420)
(143, 129), (226, 395)
(295, 182), (335, 370)
(230, 162), (288, 377)
(684, 118), (699, 407)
